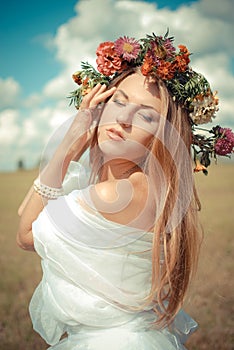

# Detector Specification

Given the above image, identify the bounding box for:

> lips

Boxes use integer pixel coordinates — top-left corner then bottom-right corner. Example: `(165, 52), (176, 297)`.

(106, 128), (125, 141)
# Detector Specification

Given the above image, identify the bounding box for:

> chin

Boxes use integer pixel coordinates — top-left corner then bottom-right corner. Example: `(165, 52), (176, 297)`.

(99, 140), (149, 162)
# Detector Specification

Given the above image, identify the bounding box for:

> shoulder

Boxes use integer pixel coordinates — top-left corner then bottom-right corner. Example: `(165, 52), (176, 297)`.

(90, 173), (150, 226)
(94, 172), (148, 202)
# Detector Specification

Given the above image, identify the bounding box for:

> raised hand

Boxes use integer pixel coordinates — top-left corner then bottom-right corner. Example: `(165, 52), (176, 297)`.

(80, 83), (116, 110)
(59, 83), (116, 160)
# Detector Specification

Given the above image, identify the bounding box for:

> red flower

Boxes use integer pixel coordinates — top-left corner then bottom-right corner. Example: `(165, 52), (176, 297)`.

(96, 41), (123, 76)
(174, 54), (190, 72)
(156, 60), (175, 80)
(174, 45), (190, 72)
(141, 55), (154, 76)
(178, 45), (190, 55)
(72, 71), (83, 85)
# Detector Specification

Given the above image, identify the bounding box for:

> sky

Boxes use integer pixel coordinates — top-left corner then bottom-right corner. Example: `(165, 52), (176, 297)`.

(0, 0), (234, 171)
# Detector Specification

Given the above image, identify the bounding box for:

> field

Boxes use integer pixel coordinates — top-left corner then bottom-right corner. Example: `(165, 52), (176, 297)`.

(0, 164), (233, 349)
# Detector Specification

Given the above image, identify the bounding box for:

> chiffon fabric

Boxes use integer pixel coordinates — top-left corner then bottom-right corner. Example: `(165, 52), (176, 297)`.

(30, 161), (197, 349)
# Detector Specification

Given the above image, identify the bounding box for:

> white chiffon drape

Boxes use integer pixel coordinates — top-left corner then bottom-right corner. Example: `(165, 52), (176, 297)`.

(30, 161), (197, 349)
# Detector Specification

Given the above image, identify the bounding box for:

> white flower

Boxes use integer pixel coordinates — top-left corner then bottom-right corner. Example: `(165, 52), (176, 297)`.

(189, 91), (219, 125)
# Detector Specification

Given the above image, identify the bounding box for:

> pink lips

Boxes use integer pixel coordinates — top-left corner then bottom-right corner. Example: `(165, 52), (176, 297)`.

(106, 128), (125, 141)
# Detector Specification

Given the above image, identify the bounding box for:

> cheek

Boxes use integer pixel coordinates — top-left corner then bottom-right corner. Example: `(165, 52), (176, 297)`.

(132, 117), (159, 135)
(132, 125), (156, 147)
(97, 124), (108, 144)
(132, 131), (152, 148)
(98, 103), (117, 126)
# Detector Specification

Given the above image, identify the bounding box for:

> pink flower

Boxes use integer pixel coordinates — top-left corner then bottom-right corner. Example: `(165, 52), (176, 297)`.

(96, 41), (123, 76)
(163, 38), (176, 58)
(149, 41), (167, 61)
(215, 127), (234, 156)
(114, 36), (140, 62)
(147, 37), (176, 62)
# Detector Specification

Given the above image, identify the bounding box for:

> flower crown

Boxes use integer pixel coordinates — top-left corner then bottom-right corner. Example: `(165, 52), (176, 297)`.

(68, 31), (233, 173)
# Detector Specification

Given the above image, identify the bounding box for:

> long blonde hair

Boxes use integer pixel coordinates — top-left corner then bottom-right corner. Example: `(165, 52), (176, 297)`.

(88, 69), (202, 326)
(146, 78), (202, 326)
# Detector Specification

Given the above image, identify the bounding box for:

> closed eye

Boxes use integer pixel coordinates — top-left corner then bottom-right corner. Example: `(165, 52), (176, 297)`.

(113, 99), (126, 106)
(138, 113), (153, 122)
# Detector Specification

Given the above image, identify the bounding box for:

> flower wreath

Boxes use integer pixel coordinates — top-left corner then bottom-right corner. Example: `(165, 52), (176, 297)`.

(68, 31), (234, 174)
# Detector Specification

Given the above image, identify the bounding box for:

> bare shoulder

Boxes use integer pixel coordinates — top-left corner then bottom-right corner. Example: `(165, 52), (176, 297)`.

(128, 171), (149, 190)
(90, 173), (150, 226)
(93, 172), (148, 201)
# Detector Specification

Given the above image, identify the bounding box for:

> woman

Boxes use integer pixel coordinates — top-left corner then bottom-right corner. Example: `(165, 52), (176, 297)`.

(17, 33), (232, 349)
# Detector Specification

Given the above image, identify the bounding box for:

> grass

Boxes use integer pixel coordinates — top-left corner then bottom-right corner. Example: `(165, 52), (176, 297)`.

(0, 164), (233, 349)
(185, 162), (234, 350)
(0, 169), (47, 349)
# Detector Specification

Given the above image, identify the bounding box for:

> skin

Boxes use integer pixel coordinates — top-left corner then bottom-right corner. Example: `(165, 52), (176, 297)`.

(98, 73), (161, 167)
(17, 72), (162, 251)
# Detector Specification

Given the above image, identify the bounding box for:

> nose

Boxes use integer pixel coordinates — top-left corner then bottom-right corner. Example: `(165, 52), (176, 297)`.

(116, 104), (136, 127)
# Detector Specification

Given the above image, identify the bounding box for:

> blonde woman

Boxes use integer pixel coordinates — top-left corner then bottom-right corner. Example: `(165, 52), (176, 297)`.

(17, 33), (233, 349)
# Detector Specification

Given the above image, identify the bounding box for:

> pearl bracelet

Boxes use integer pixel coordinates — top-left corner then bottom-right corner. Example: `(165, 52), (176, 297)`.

(33, 178), (64, 199)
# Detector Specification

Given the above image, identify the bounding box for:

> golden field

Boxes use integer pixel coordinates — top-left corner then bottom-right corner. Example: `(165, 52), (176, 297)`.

(0, 164), (233, 349)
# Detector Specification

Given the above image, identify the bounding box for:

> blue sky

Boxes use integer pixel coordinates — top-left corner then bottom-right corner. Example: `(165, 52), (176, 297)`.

(0, 0), (233, 171)
(0, 0), (77, 96)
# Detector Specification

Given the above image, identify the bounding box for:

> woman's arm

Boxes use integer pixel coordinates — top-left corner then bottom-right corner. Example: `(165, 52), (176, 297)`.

(16, 110), (91, 251)
(17, 84), (116, 251)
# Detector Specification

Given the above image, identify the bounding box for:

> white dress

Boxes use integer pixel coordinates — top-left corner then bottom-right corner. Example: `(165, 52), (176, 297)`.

(30, 162), (197, 349)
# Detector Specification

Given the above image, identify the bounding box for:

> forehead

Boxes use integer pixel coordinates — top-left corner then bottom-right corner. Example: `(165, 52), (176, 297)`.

(116, 73), (162, 113)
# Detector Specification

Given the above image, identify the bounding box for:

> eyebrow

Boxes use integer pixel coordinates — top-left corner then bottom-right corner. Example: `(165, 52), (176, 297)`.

(116, 89), (156, 110)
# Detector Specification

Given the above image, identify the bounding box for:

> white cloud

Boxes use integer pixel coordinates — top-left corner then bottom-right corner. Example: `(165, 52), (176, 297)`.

(0, 77), (21, 109)
(22, 119), (38, 139)
(43, 70), (72, 100)
(0, 109), (20, 144)
(23, 93), (43, 108)
(218, 96), (234, 126)
(198, 0), (234, 22)
(192, 53), (234, 98)
(48, 100), (73, 128)
(169, 2), (234, 56)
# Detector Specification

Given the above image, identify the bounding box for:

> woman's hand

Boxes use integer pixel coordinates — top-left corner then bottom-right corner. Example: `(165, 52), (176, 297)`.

(57, 83), (116, 163)
(80, 83), (116, 111)
(79, 83), (117, 137)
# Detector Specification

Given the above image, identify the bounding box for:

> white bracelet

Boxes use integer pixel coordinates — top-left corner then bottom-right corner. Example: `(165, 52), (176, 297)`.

(33, 178), (64, 199)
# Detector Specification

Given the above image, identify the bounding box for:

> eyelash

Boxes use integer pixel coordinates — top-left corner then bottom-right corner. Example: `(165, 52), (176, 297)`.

(113, 99), (126, 106)
(138, 113), (153, 122)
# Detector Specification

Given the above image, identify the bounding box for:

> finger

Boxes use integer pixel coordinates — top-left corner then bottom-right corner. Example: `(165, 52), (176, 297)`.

(80, 83), (103, 110)
(90, 87), (117, 107)
(79, 84), (101, 110)
(93, 83), (108, 96)
(86, 84), (108, 103)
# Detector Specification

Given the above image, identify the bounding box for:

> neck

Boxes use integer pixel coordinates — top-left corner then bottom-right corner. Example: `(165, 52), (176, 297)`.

(100, 159), (143, 181)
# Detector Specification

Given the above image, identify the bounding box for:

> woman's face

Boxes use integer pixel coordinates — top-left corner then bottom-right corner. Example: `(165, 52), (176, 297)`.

(97, 72), (162, 161)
